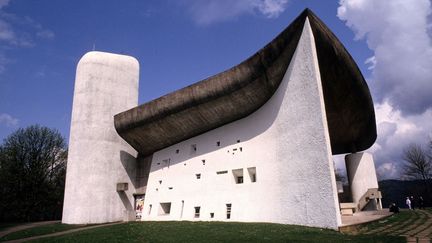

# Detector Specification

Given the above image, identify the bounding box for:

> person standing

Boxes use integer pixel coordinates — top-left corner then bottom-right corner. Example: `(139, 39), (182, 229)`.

(406, 197), (412, 210)
(419, 196), (425, 209)
(411, 196), (416, 210)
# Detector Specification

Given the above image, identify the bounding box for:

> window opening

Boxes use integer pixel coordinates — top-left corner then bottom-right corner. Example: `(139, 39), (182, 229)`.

(159, 202), (171, 215)
(248, 167), (257, 182)
(217, 141), (220, 146)
(196, 173), (201, 179)
(191, 144), (197, 154)
(232, 168), (244, 184)
(194, 206), (201, 218)
(168, 187), (173, 190)
(216, 170), (228, 175)
(148, 204), (152, 215)
(180, 200), (184, 218)
(237, 140), (240, 143)
(240, 147), (243, 152)
(226, 204), (232, 219)
(210, 213), (214, 218)
(202, 159), (206, 165)
(176, 149), (179, 154)
(159, 180), (162, 184)
(163, 159), (170, 168)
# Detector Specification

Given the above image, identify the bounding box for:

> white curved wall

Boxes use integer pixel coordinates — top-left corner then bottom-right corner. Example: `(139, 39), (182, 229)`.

(62, 51), (139, 224)
(141, 18), (341, 229)
(345, 152), (379, 204)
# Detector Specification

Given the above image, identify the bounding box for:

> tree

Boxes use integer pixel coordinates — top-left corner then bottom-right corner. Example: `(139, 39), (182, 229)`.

(0, 125), (67, 222)
(402, 143), (432, 180)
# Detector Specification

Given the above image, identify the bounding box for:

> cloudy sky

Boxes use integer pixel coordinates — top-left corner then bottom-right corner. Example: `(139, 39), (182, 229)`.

(0, 0), (431, 180)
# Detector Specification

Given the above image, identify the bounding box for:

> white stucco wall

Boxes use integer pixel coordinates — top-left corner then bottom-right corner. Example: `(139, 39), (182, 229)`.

(142, 18), (341, 229)
(62, 51), (139, 224)
(345, 152), (379, 205)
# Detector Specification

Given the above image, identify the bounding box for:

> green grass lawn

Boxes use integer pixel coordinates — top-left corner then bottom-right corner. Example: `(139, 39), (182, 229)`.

(0, 222), (23, 231)
(0, 222), (85, 242)
(28, 221), (405, 243)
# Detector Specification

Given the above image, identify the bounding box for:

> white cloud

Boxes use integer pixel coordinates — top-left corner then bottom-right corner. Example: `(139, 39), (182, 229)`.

(182, 0), (288, 25)
(369, 102), (432, 179)
(0, 0), (54, 73)
(0, 0), (10, 9)
(338, 0), (432, 115)
(0, 113), (18, 127)
(36, 29), (55, 39)
(337, 0), (432, 180)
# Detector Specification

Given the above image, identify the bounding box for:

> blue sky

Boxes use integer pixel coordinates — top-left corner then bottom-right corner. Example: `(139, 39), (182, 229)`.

(1, 0), (431, 180)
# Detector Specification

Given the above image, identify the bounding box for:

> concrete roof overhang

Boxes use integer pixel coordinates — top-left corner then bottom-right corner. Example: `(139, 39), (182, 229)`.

(114, 9), (377, 156)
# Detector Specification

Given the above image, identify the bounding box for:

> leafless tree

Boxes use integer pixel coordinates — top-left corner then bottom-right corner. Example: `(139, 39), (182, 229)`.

(402, 143), (432, 180)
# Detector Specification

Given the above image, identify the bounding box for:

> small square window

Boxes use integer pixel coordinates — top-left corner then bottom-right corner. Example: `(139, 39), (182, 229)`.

(194, 206), (200, 218)
(210, 213), (214, 218)
(248, 167), (257, 183)
(217, 141), (220, 146)
(232, 169), (244, 184)
(159, 202), (171, 215)
(196, 173), (201, 179)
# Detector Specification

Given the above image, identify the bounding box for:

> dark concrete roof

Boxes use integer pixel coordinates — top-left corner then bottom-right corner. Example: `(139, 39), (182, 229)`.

(114, 9), (377, 156)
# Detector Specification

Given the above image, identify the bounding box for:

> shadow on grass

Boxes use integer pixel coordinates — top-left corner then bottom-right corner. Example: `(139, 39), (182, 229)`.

(28, 221), (405, 243)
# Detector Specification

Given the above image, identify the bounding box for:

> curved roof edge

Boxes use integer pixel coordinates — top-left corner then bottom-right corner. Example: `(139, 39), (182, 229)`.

(114, 8), (377, 156)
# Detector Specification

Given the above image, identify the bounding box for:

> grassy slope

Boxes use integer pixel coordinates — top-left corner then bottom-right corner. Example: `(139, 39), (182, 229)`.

(0, 223), (84, 242)
(30, 221), (405, 243)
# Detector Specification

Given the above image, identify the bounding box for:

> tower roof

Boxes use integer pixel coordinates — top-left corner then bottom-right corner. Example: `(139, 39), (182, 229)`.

(114, 9), (377, 156)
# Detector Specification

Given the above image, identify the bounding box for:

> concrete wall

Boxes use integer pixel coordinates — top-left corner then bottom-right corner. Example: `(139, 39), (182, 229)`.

(345, 152), (379, 205)
(141, 18), (341, 229)
(62, 51), (139, 224)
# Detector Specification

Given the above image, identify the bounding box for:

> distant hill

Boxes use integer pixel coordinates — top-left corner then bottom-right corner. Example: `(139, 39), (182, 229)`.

(379, 179), (431, 209)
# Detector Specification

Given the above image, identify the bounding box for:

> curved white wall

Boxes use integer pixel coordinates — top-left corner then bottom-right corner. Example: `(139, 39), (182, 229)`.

(62, 51), (139, 224)
(345, 152), (379, 205)
(141, 18), (340, 229)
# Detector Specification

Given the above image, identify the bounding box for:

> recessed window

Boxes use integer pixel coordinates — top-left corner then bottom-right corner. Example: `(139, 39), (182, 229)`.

(237, 140), (240, 143)
(191, 144), (197, 153)
(202, 159), (206, 165)
(210, 213), (214, 218)
(159, 180), (162, 184)
(217, 141), (220, 146)
(232, 168), (244, 184)
(163, 159), (170, 169)
(194, 206), (201, 218)
(216, 170), (228, 175)
(148, 204), (152, 215)
(240, 147), (243, 152)
(248, 167), (257, 182)
(196, 173), (201, 179)
(226, 204), (232, 219)
(159, 202), (171, 215)
(176, 149), (179, 154)
(168, 187), (173, 190)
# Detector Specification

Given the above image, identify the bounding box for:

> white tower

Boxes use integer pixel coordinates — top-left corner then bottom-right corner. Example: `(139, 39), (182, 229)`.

(62, 51), (139, 224)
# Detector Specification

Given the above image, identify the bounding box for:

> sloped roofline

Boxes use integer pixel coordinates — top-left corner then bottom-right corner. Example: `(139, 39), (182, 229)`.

(114, 9), (377, 156)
